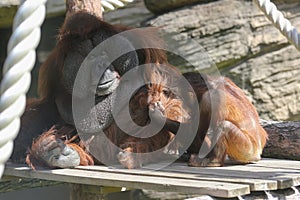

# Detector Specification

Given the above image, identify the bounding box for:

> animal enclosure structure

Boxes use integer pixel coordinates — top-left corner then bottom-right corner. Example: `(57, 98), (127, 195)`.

(1, 0), (300, 199)
(3, 158), (300, 199)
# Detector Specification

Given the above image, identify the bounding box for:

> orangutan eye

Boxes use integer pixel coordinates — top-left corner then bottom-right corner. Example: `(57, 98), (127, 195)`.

(146, 83), (152, 90)
(163, 88), (171, 97)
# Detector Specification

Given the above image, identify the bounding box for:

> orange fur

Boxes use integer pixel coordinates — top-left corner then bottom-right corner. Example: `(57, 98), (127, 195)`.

(184, 72), (268, 166)
(26, 126), (93, 169)
(117, 67), (189, 168)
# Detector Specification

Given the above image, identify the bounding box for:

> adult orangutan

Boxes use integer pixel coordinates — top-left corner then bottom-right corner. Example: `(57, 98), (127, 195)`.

(25, 64), (190, 169)
(11, 11), (186, 169)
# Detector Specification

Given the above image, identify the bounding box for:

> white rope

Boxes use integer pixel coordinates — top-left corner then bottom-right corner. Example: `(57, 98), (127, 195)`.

(0, 0), (134, 179)
(101, 0), (134, 12)
(0, 0), (47, 178)
(254, 0), (300, 50)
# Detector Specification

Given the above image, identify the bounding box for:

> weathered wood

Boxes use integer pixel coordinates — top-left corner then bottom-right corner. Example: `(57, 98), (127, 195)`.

(4, 158), (300, 198)
(161, 159), (300, 190)
(256, 154), (300, 170)
(4, 159), (300, 198)
(69, 184), (127, 200)
(76, 164), (277, 192)
(4, 163), (251, 198)
(66, 0), (102, 19)
(249, 157), (300, 188)
(261, 120), (300, 160)
(70, 184), (102, 200)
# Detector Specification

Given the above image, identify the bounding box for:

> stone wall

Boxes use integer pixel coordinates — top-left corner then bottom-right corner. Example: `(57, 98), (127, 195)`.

(141, 0), (300, 121)
(1, 0), (299, 121)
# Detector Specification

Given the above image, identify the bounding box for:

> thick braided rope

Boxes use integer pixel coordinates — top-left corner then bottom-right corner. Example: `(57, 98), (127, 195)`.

(0, 0), (134, 179)
(101, 0), (134, 12)
(254, 0), (300, 50)
(0, 0), (47, 178)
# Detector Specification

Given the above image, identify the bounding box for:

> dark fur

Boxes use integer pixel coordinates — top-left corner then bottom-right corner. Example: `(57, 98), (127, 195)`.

(12, 12), (173, 169)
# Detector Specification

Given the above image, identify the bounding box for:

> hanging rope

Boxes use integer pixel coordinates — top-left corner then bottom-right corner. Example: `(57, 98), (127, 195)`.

(0, 0), (135, 179)
(254, 0), (300, 50)
(101, 0), (134, 12)
(0, 0), (134, 180)
(0, 0), (47, 178)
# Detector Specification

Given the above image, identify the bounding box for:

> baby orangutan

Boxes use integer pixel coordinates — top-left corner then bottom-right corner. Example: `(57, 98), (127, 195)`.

(26, 125), (94, 169)
(154, 72), (268, 167)
(117, 66), (189, 169)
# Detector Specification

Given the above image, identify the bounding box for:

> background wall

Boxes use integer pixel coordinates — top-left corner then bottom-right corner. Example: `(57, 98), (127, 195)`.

(141, 0), (300, 121)
(1, 0), (298, 121)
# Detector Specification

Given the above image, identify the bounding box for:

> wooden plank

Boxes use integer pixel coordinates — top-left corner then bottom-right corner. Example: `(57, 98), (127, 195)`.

(245, 158), (300, 189)
(269, 175), (300, 189)
(4, 158), (300, 197)
(251, 158), (300, 170)
(220, 163), (300, 190)
(153, 159), (300, 190)
(75, 158), (300, 191)
(162, 160), (300, 190)
(76, 164), (277, 192)
(4, 164), (250, 198)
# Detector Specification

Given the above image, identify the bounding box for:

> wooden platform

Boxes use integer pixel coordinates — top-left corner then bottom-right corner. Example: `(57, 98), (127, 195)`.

(3, 158), (300, 198)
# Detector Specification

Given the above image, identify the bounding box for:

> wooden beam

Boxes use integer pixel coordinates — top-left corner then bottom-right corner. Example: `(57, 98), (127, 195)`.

(66, 0), (102, 19)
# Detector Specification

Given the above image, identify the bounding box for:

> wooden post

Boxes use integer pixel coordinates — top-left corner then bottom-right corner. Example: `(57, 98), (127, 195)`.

(66, 0), (102, 19)
(70, 184), (105, 200)
(69, 184), (127, 200)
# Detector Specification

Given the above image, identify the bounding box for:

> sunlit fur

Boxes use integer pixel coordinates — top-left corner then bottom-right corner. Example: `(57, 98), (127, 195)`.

(26, 126), (93, 169)
(117, 66), (189, 168)
(184, 72), (268, 166)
